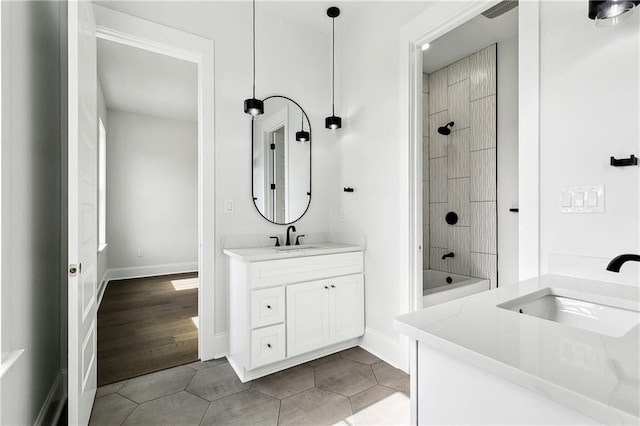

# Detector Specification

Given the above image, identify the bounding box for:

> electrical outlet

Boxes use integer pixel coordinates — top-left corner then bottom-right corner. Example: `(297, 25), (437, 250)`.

(137, 249), (144, 257)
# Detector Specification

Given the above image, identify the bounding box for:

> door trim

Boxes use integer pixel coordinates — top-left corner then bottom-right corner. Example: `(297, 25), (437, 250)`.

(92, 5), (216, 360)
(397, 0), (540, 371)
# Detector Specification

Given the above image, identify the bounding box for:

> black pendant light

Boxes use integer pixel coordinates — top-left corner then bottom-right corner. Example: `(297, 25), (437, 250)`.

(588, 0), (639, 26)
(325, 6), (342, 130)
(244, 0), (264, 116)
(296, 111), (310, 142)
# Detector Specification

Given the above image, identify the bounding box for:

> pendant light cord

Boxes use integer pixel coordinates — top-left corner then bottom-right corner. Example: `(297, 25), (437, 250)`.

(252, 0), (256, 98)
(331, 17), (335, 116)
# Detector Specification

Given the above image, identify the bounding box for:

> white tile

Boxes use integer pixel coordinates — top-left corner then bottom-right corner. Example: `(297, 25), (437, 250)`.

(448, 178), (470, 227)
(422, 93), (429, 138)
(448, 128), (470, 179)
(429, 157), (447, 203)
(448, 226), (471, 276)
(447, 79), (470, 129)
(470, 252), (498, 288)
(422, 185), (429, 225)
(429, 203), (448, 248)
(430, 248), (453, 273)
(470, 202), (497, 254)
(448, 57), (469, 85)
(470, 148), (496, 201)
(470, 95), (496, 151)
(429, 111), (448, 159)
(469, 44), (496, 100)
(422, 137), (430, 181)
(428, 68), (447, 114)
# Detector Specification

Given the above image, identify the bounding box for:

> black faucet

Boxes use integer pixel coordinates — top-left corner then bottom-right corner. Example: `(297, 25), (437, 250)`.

(442, 252), (455, 260)
(606, 254), (640, 272)
(285, 225), (296, 246)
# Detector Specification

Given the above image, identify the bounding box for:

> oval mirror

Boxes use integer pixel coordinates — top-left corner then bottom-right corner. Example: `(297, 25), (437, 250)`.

(252, 96), (311, 224)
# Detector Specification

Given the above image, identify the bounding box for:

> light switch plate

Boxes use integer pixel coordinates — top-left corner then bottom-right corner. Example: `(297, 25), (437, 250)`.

(559, 185), (605, 213)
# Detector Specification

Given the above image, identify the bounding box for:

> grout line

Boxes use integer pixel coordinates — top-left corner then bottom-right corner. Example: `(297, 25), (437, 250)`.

(470, 93), (496, 103)
(470, 251), (498, 256)
(276, 400), (282, 425)
(197, 400), (210, 425)
(469, 146), (496, 153)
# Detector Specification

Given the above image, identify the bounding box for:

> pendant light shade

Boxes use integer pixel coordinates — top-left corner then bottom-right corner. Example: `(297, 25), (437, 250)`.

(325, 6), (342, 130)
(244, 0), (263, 116)
(296, 111), (310, 142)
(588, 0), (639, 26)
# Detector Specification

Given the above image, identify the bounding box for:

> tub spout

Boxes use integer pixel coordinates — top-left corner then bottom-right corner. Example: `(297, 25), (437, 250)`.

(442, 252), (455, 260)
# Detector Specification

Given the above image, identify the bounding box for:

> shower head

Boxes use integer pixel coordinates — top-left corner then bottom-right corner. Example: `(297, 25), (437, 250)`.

(437, 121), (455, 135)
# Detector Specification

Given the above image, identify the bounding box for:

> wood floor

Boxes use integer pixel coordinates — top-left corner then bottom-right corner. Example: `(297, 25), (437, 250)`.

(97, 273), (199, 386)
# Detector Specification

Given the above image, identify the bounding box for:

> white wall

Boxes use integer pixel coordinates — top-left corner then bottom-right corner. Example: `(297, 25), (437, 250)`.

(329, 3), (435, 361)
(0, 1), (64, 423)
(497, 35), (519, 286)
(95, 2), (335, 340)
(539, 2), (639, 286)
(105, 110), (198, 273)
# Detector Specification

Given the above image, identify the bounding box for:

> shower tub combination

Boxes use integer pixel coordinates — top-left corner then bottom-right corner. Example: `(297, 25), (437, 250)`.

(423, 270), (490, 307)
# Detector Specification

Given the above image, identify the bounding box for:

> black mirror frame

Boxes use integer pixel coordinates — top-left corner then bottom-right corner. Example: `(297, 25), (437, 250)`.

(251, 95), (312, 225)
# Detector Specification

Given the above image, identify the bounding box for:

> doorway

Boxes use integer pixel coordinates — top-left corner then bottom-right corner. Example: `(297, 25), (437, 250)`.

(67, 4), (215, 423)
(95, 37), (199, 385)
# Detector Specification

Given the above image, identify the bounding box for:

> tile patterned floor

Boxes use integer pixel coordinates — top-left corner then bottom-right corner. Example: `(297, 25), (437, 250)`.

(89, 347), (410, 425)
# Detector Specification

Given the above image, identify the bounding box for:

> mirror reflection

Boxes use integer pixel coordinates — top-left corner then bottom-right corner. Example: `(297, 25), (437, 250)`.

(252, 96), (311, 224)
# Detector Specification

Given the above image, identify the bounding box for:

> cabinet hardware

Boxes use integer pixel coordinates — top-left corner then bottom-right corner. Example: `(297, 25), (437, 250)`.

(330, 285), (335, 288)
(267, 343), (272, 348)
(266, 305), (272, 309)
(610, 154), (637, 167)
(324, 286), (329, 289)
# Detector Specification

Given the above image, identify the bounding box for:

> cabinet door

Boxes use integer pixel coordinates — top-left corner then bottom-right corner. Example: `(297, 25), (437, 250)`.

(330, 274), (365, 343)
(287, 279), (330, 357)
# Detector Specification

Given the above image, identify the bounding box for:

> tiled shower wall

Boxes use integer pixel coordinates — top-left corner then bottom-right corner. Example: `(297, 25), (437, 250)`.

(423, 45), (498, 288)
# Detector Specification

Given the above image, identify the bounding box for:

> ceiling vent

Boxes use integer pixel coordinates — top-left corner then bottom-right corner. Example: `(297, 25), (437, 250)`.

(481, 0), (518, 19)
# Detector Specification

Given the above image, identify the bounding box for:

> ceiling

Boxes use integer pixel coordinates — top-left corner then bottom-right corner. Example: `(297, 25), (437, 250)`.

(97, 38), (198, 122)
(422, 5), (518, 74)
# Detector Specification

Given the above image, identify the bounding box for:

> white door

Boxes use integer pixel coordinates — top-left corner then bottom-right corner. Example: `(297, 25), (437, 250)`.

(68, 1), (98, 424)
(286, 280), (330, 357)
(330, 274), (365, 343)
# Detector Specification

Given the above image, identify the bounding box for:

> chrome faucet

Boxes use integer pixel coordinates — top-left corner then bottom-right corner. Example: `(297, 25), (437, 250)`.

(606, 253), (640, 272)
(442, 252), (455, 260)
(285, 225), (296, 246)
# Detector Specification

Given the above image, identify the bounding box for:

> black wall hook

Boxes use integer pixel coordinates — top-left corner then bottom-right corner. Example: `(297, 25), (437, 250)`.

(343, 187), (354, 192)
(610, 155), (637, 167)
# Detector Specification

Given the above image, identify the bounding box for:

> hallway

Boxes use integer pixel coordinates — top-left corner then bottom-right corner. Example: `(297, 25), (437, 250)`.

(98, 273), (199, 385)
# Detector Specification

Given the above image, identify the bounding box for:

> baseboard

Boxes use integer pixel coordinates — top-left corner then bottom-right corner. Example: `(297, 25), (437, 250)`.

(105, 262), (198, 282)
(34, 371), (66, 426)
(97, 269), (109, 307)
(360, 327), (408, 372)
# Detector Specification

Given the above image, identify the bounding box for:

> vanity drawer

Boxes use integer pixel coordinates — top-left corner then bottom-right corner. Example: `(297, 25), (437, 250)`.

(251, 287), (285, 328)
(250, 251), (363, 288)
(251, 324), (286, 368)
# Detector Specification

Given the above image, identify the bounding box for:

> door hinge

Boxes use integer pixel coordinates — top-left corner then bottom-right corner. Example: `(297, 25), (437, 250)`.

(270, 184), (276, 190)
(69, 264), (78, 277)
(270, 143), (276, 150)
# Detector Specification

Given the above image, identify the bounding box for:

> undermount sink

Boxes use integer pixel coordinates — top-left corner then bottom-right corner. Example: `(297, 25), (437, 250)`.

(498, 287), (640, 337)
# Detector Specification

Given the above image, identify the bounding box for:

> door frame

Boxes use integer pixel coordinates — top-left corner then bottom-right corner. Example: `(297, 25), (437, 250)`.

(397, 0), (540, 368)
(92, 5), (216, 360)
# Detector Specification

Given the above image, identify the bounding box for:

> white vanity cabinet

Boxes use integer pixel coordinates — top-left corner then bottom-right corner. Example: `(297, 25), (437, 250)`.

(287, 274), (364, 357)
(225, 246), (364, 382)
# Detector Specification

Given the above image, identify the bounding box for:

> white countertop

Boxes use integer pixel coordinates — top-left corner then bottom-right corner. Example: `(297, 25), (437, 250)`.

(223, 242), (364, 261)
(395, 275), (640, 425)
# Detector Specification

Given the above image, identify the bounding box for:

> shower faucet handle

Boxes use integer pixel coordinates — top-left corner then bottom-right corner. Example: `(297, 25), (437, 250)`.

(269, 236), (281, 247)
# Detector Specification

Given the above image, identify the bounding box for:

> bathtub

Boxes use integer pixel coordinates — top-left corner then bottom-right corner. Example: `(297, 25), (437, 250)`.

(423, 269), (490, 308)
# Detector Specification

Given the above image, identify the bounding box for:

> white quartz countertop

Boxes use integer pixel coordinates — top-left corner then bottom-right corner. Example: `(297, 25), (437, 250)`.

(223, 242), (364, 261)
(395, 274), (640, 425)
